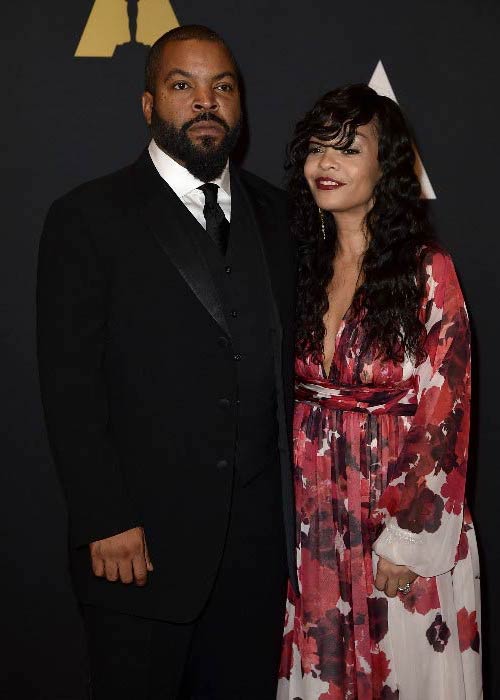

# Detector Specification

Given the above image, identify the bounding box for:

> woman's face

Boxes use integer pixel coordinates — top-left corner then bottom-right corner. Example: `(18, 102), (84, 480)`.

(304, 120), (381, 218)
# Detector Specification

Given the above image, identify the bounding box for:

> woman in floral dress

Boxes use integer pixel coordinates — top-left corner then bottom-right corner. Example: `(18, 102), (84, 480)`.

(278, 85), (482, 699)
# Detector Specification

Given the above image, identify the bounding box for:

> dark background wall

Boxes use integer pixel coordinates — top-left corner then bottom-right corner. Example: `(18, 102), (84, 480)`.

(2, 1), (498, 697)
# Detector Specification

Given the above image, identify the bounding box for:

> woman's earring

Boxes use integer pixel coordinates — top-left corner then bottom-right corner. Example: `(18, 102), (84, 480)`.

(319, 208), (326, 240)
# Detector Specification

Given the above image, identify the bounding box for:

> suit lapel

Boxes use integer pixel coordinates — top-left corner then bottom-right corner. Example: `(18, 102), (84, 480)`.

(135, 151), (230, 338)
(231, 168), (285, 336)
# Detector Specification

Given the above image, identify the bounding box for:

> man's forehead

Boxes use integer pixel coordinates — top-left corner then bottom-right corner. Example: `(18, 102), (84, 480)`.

(159, 39), (235, 71)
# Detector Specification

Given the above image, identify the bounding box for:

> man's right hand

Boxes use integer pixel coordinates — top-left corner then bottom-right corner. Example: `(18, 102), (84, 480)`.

(89, 526), (154, 586)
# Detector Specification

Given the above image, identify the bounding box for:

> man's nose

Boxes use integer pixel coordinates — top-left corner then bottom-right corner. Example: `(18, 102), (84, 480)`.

(192, 87), (218, 112)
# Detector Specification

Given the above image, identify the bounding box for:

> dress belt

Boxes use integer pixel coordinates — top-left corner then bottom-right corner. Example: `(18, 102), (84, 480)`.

(295, 377), (418, 416)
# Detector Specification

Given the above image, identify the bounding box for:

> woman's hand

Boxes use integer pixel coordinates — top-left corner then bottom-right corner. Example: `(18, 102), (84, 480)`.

(375, 556), (418, 597)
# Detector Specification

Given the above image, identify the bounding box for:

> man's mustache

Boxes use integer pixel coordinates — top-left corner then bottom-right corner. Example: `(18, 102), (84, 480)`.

(181, 112), (230, 134)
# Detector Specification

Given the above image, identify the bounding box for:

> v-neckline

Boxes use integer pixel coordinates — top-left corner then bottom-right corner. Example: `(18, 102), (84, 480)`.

(321, 260), (363, 379)
(321, 316), (347, 379)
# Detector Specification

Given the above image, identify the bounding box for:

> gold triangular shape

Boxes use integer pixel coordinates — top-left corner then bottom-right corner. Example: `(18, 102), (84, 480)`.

(75, 0), (179, 58)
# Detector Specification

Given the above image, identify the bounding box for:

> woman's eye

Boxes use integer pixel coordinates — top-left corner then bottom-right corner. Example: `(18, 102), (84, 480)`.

(307, 145), (323, 154)
(342, 148), (360, 155)
(173, 82), (189, 90)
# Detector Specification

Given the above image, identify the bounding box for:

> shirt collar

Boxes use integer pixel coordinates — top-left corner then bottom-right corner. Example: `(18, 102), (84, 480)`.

(148, 139), (231, 199)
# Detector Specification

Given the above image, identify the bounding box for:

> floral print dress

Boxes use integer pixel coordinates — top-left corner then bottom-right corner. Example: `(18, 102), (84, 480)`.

(278, 250), (482, 700)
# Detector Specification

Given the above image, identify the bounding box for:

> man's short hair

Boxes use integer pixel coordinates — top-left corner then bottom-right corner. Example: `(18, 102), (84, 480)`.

(144, 25), (238, 94)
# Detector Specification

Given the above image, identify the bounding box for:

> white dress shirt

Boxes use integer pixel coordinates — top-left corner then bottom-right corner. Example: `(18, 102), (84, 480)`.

(148, 139), (231, 230)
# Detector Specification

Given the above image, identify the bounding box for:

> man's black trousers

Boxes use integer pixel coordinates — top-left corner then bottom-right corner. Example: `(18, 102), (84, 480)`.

(82, 465), (288, 699)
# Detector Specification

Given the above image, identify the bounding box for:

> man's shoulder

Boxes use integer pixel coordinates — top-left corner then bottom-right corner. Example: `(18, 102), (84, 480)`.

(49, 155), (143, 216)
(237, 167), (286, 206)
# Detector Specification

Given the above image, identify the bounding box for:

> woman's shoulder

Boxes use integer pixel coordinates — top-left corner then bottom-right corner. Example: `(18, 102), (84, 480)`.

(418, 243), (458, 282)
(417, 243), (464, 310)
(419, 241), (450, 266)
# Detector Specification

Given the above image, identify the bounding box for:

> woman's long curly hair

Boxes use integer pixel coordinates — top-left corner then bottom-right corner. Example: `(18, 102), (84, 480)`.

(289, 84), (436, 364)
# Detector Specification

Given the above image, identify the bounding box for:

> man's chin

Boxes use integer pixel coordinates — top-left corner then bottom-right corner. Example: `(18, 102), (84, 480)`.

(188, 135), (221, 152)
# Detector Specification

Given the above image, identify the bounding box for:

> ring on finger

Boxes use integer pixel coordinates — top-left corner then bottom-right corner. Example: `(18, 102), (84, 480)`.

(397, 581), (411, 595)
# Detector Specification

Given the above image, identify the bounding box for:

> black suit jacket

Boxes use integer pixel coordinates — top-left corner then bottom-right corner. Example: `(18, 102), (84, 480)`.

(37, 150), (298, 621)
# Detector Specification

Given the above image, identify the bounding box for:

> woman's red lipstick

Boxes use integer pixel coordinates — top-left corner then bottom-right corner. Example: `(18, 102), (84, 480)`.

(315, 177), (345, 190)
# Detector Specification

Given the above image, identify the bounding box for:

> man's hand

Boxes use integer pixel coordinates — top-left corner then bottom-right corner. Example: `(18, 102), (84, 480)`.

(374, 556), (418, 598)
(89, 527), (154, 586)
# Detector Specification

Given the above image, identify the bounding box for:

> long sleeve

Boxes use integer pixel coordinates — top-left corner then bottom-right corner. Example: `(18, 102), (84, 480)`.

(37, 199), (139, 547)
(373, 250), (470, 577)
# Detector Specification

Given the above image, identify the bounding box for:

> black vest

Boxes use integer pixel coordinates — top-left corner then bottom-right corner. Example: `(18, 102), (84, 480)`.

(190, 174), (278, 483)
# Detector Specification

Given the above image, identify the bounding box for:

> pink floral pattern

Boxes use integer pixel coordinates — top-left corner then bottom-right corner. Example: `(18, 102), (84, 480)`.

(278, 250), (482, 699)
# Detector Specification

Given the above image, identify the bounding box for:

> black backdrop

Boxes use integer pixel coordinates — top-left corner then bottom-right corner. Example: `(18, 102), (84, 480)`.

(2, 1), (499, 697)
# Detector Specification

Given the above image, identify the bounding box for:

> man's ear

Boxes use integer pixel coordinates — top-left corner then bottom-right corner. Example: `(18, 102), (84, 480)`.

(142, 92), (154, 126)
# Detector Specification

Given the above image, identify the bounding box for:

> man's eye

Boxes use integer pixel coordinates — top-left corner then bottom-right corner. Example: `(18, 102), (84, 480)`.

(173, 82), (189, 90)
(216, 83), (233, 92)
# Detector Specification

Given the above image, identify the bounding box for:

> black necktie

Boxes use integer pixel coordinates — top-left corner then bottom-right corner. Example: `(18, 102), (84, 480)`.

(198, 183), (229, 256)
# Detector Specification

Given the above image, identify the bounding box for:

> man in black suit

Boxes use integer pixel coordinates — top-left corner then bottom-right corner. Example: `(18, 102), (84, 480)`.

(37, 25), (297, 699)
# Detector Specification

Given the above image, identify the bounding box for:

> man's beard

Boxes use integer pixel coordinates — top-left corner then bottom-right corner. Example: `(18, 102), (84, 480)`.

(150, 109), (241, 182)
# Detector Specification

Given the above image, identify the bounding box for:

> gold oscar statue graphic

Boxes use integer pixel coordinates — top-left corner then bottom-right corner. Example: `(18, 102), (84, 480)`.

(75, 0), (179, 58)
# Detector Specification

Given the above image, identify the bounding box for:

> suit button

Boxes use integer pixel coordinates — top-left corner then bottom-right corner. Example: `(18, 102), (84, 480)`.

(230, 309), (238, 318)
(225, 266), (232, 274)
(233, 353), (242, 361)
(218, 398), (230, 409)
(216, 459), (229, 470)
(218, 336), (229, 348)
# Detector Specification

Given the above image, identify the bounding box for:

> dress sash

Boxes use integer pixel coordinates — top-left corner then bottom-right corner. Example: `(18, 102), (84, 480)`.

(295, 376), (418, 416)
